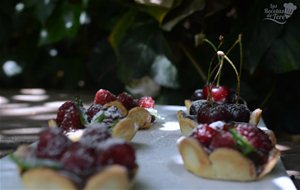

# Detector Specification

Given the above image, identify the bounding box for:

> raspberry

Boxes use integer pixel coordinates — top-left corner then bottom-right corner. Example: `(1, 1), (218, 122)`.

(210, 131), (236, 150)
(96, 139), (136, 170)
(190, 124), (219, 147)
(138, 96), (155, 108)
(94, 89), (116, 105)
(117, 92), (138, 110)
(79, 126), (111, 149)
(36, 128), (72, 160)
(86, 104), (103, 121)
(55, 101), (85, 132)
(60, 142), (95, 175)
(236, 124), (273, 153)
(197, 104), (230, 124)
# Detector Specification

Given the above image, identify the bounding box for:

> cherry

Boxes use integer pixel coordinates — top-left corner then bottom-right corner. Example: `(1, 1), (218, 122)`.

(203, 84), (229, 103)
(191, 89), (204, 101)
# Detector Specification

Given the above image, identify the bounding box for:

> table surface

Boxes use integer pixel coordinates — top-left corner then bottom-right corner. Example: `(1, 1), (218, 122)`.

(0, 88), (300, 189)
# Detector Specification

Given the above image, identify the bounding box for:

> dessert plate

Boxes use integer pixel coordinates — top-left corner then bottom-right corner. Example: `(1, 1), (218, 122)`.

(0, 105), (296, 190)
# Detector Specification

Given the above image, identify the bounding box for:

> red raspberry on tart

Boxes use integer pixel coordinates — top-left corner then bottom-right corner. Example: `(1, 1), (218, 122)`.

(10, 127), (138, 190)
(50, 89), (156, 142)
(177, 122), (280, 181)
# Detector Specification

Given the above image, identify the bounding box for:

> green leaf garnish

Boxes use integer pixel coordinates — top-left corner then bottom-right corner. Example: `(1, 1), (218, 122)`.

(229, 128), (255, 155)
(9, 154), (62, 171)
(74, 97), (89, 126)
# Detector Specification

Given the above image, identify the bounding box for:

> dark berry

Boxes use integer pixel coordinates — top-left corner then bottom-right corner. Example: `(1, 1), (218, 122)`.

(96, 139), (136, 170)
(226, 104), (250, 122)
(210, 131), (236, 150)
(94, 89), (116, 105)
(197, 104), (230, 124)
(236, 124), (273, 153)
(36, 128), (72, 160)
(190, 124), (219, 147)
(189, 100), (210, 115)
(203, 84), (229, 103)
(55, 101), (85, 131)
(191, 89), (204, 101)
(86, 104), (103, 122)
(60, 142), (95, 175)
(117, 92), (138, 110)
(79, 126), (111, 149)
(138, 96), (155, 108)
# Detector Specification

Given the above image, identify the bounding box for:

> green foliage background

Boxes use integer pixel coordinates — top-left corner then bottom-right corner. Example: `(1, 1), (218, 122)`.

(0, 0), (300, 133)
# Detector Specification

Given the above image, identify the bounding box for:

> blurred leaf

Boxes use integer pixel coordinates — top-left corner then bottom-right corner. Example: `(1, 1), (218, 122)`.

(24, 0), (58, 24)
(162, 0), (205, 31)
(38, 2), (82, 45)
(117, 18), (178, 87)
(134, 0), (176, 8)
(109, 9), (137, 49)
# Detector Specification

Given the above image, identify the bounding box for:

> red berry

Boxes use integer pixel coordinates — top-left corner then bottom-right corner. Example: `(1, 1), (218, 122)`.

(94, 89), (116, 105)
(191, 89), (204, 101)
(203, 84), (229, 103)
(190, 124), (219, 147)
(210, 131), (236, 150)
(60, 142), (95, 175)
(79, 127), (111, 149)
(236, 124), (273, 153)
(138, 96), (155, 108)
(86, 104), (103, 121)
(96, 139), (136, 170)
(36, 128), (72, 160)
(55, 101), (85, 132)
(117, 92), (138, 110)
(197, 104), (230, 124)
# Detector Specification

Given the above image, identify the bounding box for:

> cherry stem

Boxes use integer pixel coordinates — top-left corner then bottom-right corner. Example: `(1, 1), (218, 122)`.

(203, 38), (222, 85)
(213, 56), (224, 86)
(222, 53), (241, 101)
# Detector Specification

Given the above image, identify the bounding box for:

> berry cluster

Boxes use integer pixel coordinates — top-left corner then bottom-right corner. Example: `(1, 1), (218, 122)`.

(35, 127), (137, 176)
(190, 122), (273, 165)
(55, 89), (155, 132)
(189, 99), (250, 124)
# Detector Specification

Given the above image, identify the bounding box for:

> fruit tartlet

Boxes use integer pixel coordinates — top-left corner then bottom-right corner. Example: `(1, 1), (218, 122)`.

(51, 89), (156, 141)
(177, 121), (280, 181)
(10, 127), (138, 190)
(177, 35), (279, 181)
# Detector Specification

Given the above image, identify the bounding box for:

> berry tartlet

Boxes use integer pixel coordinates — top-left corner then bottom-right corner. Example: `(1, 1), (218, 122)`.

(177, 122), (280, 181)
(50, 89), (155, 141)
(10, 127), (138, 190)
(177, 35), (279, 181)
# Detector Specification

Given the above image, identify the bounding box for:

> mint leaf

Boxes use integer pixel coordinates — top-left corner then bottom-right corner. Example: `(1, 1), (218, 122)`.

(229, 128), (255, 155)
(9, 154), (62, 170)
